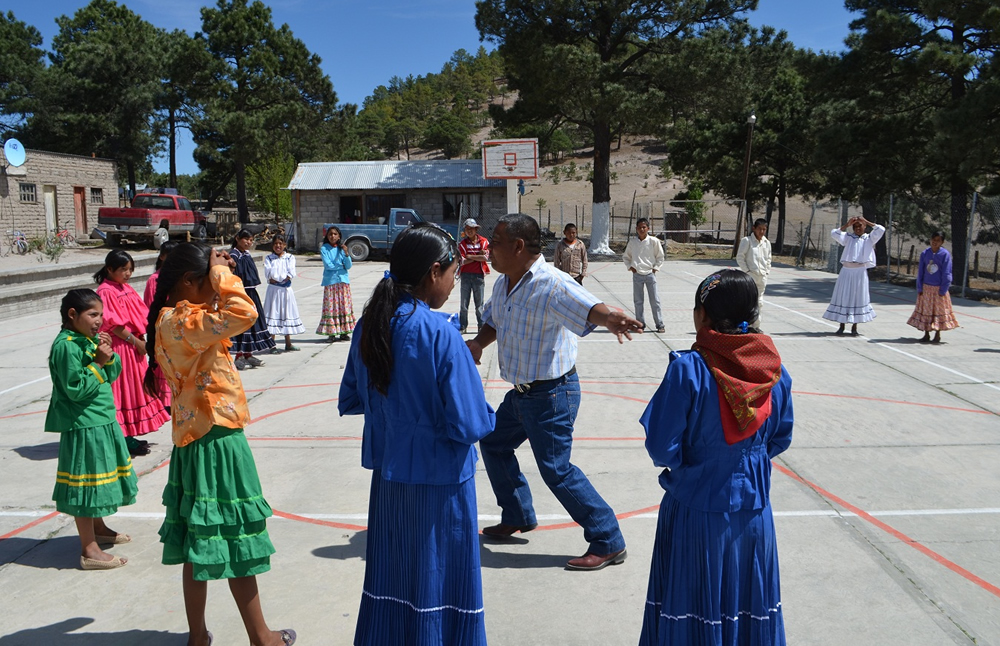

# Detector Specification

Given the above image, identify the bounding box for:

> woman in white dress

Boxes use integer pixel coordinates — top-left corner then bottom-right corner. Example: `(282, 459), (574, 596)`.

(823, 216), (885, 336)
(263, 235), (305, 351)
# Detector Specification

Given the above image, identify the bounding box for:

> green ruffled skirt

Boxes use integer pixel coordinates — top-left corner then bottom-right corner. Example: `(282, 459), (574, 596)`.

(159, 425), (275, 581)
(52, 422), (138, 517)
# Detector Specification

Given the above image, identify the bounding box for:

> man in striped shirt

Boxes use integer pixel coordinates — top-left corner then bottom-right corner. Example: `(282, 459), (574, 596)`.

(467, 213), (642, 571)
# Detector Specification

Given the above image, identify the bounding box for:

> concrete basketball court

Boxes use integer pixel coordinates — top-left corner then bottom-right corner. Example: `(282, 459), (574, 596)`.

(1, 255), (999, 645)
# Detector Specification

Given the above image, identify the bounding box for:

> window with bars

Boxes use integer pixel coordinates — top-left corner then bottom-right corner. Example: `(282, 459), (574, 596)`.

(19, 183), (36, 203)
(90, 188), (104, 204)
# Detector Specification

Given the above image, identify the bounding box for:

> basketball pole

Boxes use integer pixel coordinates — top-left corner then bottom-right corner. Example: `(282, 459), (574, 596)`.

(507, 179), (518, 214)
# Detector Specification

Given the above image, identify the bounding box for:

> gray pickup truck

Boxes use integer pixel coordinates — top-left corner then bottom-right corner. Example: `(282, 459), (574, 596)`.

(328, 208), (460, 261)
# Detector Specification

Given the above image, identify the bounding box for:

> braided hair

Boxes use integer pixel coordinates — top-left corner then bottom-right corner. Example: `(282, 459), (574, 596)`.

(360, 223), (457, 396)
(143, 242), (214, 396)
(695, 269), (760, 335)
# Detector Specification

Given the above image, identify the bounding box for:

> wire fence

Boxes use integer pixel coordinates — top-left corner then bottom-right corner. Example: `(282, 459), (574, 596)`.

(477, 194), (1000, 293)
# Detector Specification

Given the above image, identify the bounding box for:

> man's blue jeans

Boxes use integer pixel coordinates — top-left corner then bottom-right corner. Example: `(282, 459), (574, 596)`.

(479, 372), (626, 555)
(460, 273), (485, 330)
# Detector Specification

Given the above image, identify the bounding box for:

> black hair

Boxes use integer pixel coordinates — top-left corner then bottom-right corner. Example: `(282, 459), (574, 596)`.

(155, 240), (180, 270)
(323, 226), (342, 246)
(930, 230), (946, 242)
(232, 229), (252, 248)
(158, 219), (170, 229)
(93, 249), (134, 284)
(143, 242), (214, 396)
(753, 218), (768, 229)
(60, 288), (102, 330)
(272, 234), (286, 247)
(564, 223), (577, 232)
(360, 223), (458, 396)
(498, 213), (541, 255)
(636, 217), (650, 227)
(694, 269), (760, 335)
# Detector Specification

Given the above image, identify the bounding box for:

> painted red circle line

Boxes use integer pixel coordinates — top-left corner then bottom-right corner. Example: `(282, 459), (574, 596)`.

(773, 463), (1000, 600)
(272, 509), (366, 532)
(0, 511), (59, 541)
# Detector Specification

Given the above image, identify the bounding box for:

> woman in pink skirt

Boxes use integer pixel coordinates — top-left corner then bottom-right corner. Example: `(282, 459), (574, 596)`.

(907, 230), (959, 343)
(95, 250), (170, 456)
(316, 226), (356, 342)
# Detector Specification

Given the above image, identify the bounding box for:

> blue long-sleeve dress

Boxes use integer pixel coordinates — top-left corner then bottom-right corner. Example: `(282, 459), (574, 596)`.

(339, 295), (496, 646)
(228, 247), (276, 354)
(639, 350), (793, 646)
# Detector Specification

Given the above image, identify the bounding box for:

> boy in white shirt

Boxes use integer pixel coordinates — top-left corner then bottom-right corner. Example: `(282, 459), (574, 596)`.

(623, 218), (666, 333)
(736, 218), (772, 328)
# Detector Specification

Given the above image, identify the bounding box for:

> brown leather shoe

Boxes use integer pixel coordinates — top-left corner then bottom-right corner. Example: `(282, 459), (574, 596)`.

(566, 548), (627, 571)
(481, 522), (538, 538)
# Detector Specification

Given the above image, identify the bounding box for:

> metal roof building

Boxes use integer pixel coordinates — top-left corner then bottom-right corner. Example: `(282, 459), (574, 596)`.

(288, 160), (507, 252)
(288, 160), (505, 192)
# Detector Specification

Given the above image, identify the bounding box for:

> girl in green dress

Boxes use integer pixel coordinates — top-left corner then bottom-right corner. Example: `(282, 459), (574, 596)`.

(46, 289), (138, 570)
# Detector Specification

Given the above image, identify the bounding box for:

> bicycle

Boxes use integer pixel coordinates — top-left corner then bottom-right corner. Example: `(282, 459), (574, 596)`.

(52, 227), (76, 246)
(7, 229), (28, 255)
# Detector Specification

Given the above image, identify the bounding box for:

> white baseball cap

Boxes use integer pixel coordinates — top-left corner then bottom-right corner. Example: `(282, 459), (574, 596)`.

(463, 218), (479, 228)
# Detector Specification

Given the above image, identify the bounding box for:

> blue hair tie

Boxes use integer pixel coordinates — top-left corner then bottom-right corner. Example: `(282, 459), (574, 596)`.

(737, 321), (749, 334)
(384, 270), (397, 281)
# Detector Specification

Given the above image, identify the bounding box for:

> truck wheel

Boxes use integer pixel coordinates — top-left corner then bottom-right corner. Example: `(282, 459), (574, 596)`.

(106, 233), (122, 248)
(193, 224), (207, 240)
(346, 239), (370, 262)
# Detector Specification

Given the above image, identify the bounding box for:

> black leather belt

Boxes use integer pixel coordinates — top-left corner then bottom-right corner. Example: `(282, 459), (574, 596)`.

(513, 366), (577, 394)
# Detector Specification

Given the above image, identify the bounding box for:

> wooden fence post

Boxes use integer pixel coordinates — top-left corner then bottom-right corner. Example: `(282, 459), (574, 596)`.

(906, 245), (915, 275)
(993, 250), (998, 282)
(974, 250), (980, 280)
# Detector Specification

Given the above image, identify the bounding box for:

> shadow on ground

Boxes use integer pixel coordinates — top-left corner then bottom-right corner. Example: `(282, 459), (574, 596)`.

(312, 531), (367, 561)
(12, 441), (59, 461)
(0, 618), (180, 646)
(0, 536), (81, 570)
(479, 541), (575, 570)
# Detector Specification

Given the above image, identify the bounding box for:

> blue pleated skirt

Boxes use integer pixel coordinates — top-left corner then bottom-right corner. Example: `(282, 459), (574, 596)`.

(355, 470), (487, 646)
(230, 287), (277, 354)
(639, 492), (785, 646)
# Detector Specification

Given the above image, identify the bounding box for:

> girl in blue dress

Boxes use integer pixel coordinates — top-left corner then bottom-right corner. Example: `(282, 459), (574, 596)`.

(339, 223), (496, 646)
(639, 269), (793, 646)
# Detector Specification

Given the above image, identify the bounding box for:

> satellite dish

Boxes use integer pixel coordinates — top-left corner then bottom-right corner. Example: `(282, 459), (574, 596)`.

(4, 139), (26, 167)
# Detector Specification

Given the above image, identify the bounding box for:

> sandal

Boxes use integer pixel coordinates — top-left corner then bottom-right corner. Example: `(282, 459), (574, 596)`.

(96, 532), (131, 545)
(284, 345), (300, 352)
(278, 629), (296, 645)
(80, 555), (127, 570)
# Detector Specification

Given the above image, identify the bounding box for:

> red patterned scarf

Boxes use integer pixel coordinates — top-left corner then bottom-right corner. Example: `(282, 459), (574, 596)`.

(694, 328), (782, 445)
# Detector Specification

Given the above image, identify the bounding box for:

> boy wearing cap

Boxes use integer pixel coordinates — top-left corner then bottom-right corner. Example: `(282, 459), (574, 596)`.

(458, 218), (490, 334)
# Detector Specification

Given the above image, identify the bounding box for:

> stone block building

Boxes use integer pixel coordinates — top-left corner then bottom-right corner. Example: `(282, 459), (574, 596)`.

(287, 160), (507, 251)
(1, 149), (118, 240)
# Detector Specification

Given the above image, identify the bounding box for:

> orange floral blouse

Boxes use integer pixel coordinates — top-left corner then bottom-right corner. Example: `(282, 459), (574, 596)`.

(155, 266), (256, 447)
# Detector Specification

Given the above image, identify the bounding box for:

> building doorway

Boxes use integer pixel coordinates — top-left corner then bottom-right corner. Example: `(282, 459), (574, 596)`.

(339, 195), (362, 224)
(73, 187), (87, 234)
(43, 185), (58, 232)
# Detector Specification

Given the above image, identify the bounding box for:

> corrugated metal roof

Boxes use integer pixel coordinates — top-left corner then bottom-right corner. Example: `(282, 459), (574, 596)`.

(287, 160), (505, 191)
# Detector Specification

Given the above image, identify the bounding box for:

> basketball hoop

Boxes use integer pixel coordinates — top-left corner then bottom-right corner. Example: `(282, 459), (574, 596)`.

(482, 139), (539, 180)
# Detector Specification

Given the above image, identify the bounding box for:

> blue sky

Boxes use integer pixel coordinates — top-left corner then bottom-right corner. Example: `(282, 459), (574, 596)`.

(9, 0), (857, 176)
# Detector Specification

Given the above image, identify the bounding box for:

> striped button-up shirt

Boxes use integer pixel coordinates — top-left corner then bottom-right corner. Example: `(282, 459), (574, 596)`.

(483, 255), (599, 385)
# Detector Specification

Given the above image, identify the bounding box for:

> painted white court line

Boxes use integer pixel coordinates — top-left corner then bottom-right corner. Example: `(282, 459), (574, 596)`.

(0, 376), (50, 398)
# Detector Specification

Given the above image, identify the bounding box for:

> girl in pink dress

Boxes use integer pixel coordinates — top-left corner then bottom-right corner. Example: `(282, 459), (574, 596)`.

(95, 250), (170, 456)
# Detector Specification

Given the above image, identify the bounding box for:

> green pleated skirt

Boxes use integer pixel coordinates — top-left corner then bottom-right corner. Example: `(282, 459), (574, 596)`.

(159, 425), (275, 581)
(52, 422), (138, 518)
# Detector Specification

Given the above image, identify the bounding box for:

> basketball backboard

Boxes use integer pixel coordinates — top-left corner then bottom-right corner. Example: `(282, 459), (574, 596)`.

(482, 139), (538, 180)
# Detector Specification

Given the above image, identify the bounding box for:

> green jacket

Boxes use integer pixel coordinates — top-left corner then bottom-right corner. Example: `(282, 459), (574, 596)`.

(44, 329), (122, 432)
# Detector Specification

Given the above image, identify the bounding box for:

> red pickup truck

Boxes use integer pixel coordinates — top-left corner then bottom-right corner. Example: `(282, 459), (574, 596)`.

(97, 193), (208, 246)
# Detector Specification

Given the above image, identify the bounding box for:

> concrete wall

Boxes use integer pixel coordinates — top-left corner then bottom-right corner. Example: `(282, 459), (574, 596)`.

(1, 150), (118, 240)
(294, 187), (506, 252)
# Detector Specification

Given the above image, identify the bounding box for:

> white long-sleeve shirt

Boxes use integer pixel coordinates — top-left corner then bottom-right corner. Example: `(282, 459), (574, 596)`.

(623, 235), (664, 276)
(832, 224), (884, 268)
(736, 235), (772, 277)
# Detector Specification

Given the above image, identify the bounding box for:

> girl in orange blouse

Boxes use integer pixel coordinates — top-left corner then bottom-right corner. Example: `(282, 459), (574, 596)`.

(144, 243), (295, 646)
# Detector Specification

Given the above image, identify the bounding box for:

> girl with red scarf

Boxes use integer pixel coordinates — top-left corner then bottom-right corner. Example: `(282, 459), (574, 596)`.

(639, 269), (793, 646)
